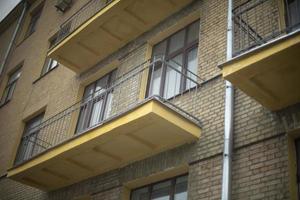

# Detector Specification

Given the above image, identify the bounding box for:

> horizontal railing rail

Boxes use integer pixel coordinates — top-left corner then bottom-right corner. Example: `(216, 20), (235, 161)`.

(233, 0), (300, 56)
(52, 0), (114, 49)
(14, 57), (203, 165)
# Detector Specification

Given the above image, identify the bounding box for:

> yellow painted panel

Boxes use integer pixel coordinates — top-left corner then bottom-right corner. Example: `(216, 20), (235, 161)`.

(7, 99), (200, 191)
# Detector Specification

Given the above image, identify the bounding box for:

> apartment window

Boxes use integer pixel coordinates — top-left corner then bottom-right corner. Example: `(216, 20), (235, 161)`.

(76, 70), (117, 133)
(286, 0), (300, 30)
(25, 5), (43, 37)
(41, 37), (59, 75)
(0, 67), (22, 106)
(147, 20), (199, 99)
(15, 113), (44, 163)
(131, 174), (188, 200)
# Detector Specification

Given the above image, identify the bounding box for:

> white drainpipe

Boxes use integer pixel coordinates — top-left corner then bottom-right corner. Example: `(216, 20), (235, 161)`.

(0, 0), (27, 75)
(221, 0), (234, 200)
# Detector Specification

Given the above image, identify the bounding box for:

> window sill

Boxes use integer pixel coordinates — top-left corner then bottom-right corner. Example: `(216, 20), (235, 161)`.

(32, 65), (58, 84)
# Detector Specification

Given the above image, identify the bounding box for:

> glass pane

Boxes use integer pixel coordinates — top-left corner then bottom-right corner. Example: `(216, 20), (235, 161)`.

(24, 114), (44, 137)
(83, 83), (95, 100)
(287, 0), (300, 29)
(186, 48), (198, 90)
(6, 83), (15, 101)
(131, 187), (149, 200)
(151, 180), (171, 200)
(152, 41), (167, 60)
(174, 176), (188, 200)
(23, 135), (36, 160)
(164, 54), (183, 99)
(89, 99), (104, 127)
(169, 30), (185, 54)
(76, 105), (89, 133)
(27, 9), (42, 35)
(49, 59), (58, 70)
(95, 75), (109, 96)
(187, 20), (200, 44)
(103, 92), (113, 120)
(149, 64), (162, 97)
(8, 68), (21, 84)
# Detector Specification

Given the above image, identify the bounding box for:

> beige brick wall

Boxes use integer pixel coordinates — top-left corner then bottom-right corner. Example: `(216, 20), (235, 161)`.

(0, 0), (296, 200)
(0, 19), (17, 77)
(0, 0), (99, 175)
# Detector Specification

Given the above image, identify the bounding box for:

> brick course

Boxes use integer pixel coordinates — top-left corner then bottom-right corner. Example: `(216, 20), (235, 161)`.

(0, 0), (297, 199)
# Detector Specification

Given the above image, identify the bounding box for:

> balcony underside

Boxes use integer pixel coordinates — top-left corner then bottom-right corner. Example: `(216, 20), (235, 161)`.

(7, 99), (200, 191)
(222, 32), (300, 111)
(48, 0), (193, 73)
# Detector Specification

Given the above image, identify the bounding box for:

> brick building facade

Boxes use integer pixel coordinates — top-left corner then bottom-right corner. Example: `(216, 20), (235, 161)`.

(0, 0), (299, 199)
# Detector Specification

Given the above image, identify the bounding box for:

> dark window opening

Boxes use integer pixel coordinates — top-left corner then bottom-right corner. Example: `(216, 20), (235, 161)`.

(15, 113), (44, 164)
(130, 174), (188, 200)
(285, 0), (300, 31)
(0, 67), (22, 106)
(25, 4), (43, 37)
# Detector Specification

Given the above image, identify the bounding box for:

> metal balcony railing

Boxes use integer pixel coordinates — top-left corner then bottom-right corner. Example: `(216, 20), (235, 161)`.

(52, 0), (114, 49)
(14, 57), (203, 165)
(233, 0), (300, 56)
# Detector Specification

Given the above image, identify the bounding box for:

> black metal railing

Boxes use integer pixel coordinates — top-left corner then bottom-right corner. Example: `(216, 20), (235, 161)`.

(52, 0), (114, 49)
(233, 0), (300, 56)
(14, 57), (203, 165)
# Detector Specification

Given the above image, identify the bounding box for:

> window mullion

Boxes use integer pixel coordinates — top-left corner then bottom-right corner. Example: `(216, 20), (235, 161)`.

(181, 28), (189, 93)
(99, 72), (113, 121)
(160, 39), (170, 98)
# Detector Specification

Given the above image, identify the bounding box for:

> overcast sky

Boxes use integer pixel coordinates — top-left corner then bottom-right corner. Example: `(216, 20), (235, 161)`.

(0, 0), (21, 22)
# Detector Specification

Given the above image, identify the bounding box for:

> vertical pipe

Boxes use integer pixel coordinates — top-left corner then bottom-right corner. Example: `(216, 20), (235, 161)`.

(221, 0), (234, 200)
(0, 1), (27, 75)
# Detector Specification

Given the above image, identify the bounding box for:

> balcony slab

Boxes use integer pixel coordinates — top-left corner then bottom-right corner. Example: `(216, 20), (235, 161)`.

(7, 99), (200, 190)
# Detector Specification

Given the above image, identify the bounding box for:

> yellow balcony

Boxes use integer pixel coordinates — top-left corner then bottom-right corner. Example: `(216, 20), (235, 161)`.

(48, 0), (193, 73)
(221, 0), (300, 110)
(222, 31), (300, 111)
(8, 99), (200, 190)
(7, 60), (201, 191)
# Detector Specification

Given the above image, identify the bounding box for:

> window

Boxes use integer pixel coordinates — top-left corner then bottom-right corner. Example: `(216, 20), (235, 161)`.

(130, 174), (188, 200)
(76, 70), (117, 133)
(0, 67), (22, 106)
(25, 5), (43, 37)
(147, 20), (199, 99)
(286, 0), (300, 30)
(15, 113), (44, 164)
(41, 36), (59, 75)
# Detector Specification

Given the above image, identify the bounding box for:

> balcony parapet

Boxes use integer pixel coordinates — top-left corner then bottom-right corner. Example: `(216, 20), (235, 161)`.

(14, 57), (202, 167)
